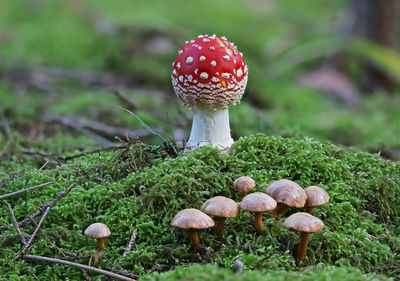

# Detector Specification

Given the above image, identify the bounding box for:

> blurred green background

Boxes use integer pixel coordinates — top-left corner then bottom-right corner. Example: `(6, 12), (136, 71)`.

(0, 0), (399, 158)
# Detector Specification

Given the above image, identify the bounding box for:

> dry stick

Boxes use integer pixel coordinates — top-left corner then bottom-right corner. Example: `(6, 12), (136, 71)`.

(0, 115), (11, 158)
(18, 183), (76, 228)
(12, 207), (51, 262)
(28, 216), (66, 257)
(20, 145), (121, 162)
(43, 113), (113, 146)
(23, 255), (136, 281)
(123, 229), (138, 257)
(5, 201), (27, 246)
(112, 89), (168, 123)
(0, 182), (53, 200)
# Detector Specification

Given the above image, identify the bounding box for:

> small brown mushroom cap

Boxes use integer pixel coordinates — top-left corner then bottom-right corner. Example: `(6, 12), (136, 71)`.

(240, 192), (277, 212)
(171, 209), (215, 229)
(234, 176), (256, 193)
(84, 223), (111, 239)
(201, 196), (239, 218)
(265, 179), (307, 208)
(304, 186), (330, 207)
(283, 212), (324, 233)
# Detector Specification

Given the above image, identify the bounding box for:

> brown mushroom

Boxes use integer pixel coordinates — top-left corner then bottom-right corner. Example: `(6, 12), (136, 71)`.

(265, 179), (307, 219)
(201, 196), (239, 235)
(171, 209), (214, 246)
(240, 192), (277, 233)
(84, 223), (111, 265)
(304, 186), (330, 214)
(234, 176), (256, 199)
(283, 212), (324, 261)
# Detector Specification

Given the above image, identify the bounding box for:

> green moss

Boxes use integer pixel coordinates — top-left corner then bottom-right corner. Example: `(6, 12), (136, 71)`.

(1, 134), (399, 280)
(141, 264), (391, 281)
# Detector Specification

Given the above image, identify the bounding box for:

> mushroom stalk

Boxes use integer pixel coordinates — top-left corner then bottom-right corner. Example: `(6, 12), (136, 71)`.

(97, 238), (106, 250)
(215, 217), (226, 235)
(186, 108), (233, 150)
(273, 203), (288, 219)
(297, 232), (309, 261)
(305, 207), (315, 214)
(186, 229), (201, 246)
(254, 212), (263, 233)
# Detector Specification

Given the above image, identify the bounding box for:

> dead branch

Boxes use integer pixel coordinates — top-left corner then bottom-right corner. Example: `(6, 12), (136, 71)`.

(5, 201), (27, 246)
(112, 89), (169, 122)
(18, 183), (76, 228)
(0, 182), (53, 200)
(44, 113), (167, 142)
(28, 216), (66, 257)
(0, 114), (11, 158)
(23, 255), (136, 281)
(12, 207), (50, 262)
(43, 113), (114, 146)
(123, 229), (138, 257)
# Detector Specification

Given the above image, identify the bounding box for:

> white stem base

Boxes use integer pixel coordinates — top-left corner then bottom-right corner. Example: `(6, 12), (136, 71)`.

(185, 108), (234, 151)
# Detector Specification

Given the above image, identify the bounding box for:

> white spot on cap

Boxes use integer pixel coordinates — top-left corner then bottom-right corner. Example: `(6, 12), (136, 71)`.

(237, 68), (243, 77)
(240, 52), (243, 57)
(172, 69), (177, 75)
(199, 56), (206, 61)
(200, 72), (209, 79)
(188, 75), (193, 82)
(210, 61), (216, 67)
(178, 50), (183, 55)
(223, 55), (230, 61)
(209, 46), (215, 51)
(185, 41), (189, 44)
(179, 75), (184, 82)
(221, 36), (227, 40)
(198, 46), (202, 50)
(211, 77), (219, 82)
(221, 73), (230, 79)
(198, 35), (203, 38)
(190, 40), (195, 43)
(194, 68), (198, 74)
(186, 57), (193, 64)
(203, 38), (210, 42)
(220, 43), (225, 48)
(177, 62), (181, 69)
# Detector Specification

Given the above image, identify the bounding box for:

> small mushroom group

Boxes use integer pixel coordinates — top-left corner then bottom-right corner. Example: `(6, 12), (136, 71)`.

(171, 176), (330, 261)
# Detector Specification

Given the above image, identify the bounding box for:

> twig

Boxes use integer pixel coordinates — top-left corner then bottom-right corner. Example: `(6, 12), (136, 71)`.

(123, 229), (138, 257)
(0, 114), (11, 158)
(5, 201), (27, 246)
(28, 216), (66, 257)
(23, 255), (136, 281)
(18, 183), (76, 228)
(0, 182), (53, 200)
(112, 89), (168, 122)
(12, 207), (50, 262)
(43, 113), (113, 146)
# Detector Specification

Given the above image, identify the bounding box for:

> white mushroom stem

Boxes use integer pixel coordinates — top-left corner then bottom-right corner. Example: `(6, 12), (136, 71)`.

(186, 107), (234, 150)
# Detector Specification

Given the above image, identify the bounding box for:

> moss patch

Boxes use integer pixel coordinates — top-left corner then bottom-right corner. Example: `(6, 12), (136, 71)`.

(1, 134), (399, 280)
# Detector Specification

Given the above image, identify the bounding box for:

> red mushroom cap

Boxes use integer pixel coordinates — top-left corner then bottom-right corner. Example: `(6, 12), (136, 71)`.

(171, 35), (248, 110)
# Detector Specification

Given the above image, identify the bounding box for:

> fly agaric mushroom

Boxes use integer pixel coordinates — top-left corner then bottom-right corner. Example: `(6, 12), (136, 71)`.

(240, 192), (277, 233)
(171, 35), (248, 150)
(171, 208), (214, 246)
(200, 196), (239, 235)
(265, 179), (307, 220)
(234, 176), (256, 199)
(283, 212), (324, 261)
(84, 223), (111, 265)
(304, 186), (330, 214)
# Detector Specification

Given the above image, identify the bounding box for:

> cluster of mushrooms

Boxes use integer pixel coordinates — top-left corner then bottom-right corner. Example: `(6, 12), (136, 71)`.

(172, 178), (329, 261)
